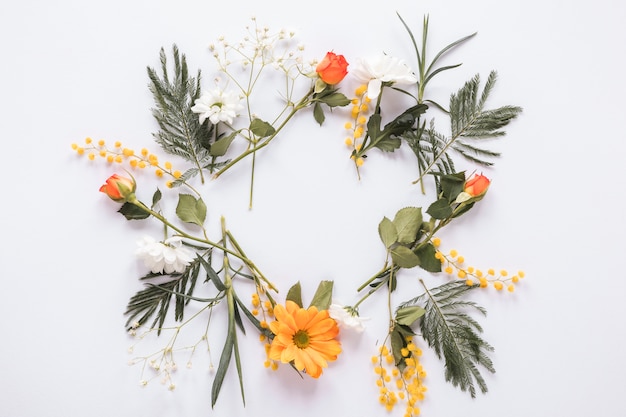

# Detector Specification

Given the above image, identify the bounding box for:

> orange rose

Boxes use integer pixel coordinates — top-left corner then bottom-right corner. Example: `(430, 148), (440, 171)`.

(315, 52), (348, 85)
(99, 174), (136, 202)
(464, 173), (490, 197)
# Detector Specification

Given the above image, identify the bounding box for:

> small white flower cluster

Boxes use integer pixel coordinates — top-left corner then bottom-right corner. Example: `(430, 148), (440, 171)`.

(135, 236), (195, 274)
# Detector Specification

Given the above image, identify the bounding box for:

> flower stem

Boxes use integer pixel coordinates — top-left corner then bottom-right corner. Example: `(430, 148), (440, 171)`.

(129, 198), (251, 265)
(211, 86), (314, 183)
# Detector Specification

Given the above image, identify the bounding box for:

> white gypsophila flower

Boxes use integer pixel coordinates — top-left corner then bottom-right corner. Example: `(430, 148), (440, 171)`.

(191, 89), (243, 125)
(352, 54), (418, 99)
(328, 303), (368, 333)
(135, 236), (195, 274)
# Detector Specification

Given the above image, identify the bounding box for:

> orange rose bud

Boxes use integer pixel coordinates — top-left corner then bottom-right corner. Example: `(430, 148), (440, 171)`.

(464, 173), (490, 197)
(315, 52), (348, 85)
(99, 174), (136, 202)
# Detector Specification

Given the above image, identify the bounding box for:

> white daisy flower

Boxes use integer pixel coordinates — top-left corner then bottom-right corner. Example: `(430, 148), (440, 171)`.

(135, 236), (195, 274)
(352, 54), (418, 99)
(328, 303), (368, 333)
(191, 89), (243, 125)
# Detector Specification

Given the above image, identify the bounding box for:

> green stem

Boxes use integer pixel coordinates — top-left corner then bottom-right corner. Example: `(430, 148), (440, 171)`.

(354, 203), (468, 308)
(225, 230), (277, 292)
(212, 86), (315, 182)
(129, 198), (250, 265)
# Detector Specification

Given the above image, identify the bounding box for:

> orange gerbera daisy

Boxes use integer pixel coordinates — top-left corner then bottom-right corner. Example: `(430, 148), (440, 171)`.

(268, 300), (342, 378)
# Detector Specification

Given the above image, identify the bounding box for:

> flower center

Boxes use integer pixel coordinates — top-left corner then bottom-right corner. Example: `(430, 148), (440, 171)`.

(292, 329), (310, 349)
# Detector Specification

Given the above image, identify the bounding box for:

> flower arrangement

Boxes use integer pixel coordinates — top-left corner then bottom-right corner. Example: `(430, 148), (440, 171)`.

(72, 13), (523, 416)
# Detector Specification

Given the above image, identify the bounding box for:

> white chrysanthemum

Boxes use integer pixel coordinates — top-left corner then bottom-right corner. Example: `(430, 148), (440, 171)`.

(135, 236), (195, 274)
(328, 303), (368, 333)
(191, 89), (243, 125)
(352, 55), (418, 99)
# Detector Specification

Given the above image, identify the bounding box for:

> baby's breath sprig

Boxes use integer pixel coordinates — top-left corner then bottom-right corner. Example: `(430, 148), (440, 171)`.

(198, 18), (350, 207)
(127, 305), (215, 391)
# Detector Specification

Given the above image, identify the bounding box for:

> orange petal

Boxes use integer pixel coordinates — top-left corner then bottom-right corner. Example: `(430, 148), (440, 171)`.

(308, 339), (342, 360)
(280, 343), (298, 365)
(298, 349), (323, 378)
(307, 317), (339, 338)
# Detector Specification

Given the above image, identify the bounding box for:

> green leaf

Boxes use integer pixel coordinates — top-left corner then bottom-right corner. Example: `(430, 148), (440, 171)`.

(313, 102), (325, 125)
(286, 282), (303, 307)
(440, 172), (466, 203)
(232, 302), (246, 334)
(392, 207), (422, 245)
(118, 202), (150, 220)
(395, 306), (426, 326)
(249, 118), (276, 138)
(390, 327), (406, 369)
(319, 92), (351, 107)
(152, 189), (162, 208)
(176, 194), (207, 226)
(147, 45), (221, 178)
(309, 280), (333, 310)
(426, 198), (453, 219)
(391, 245), (421, 268)
(390, 324), (416, 370)
(415, 243), (442, 273)
(234, 293), (272, 336)
(367, 114), (402, 153)
(378, 217), (398, 248)
(375, 136), (402, 152)
(211, 320), (235, 407)
(405, 281), (494, 398)
(210, 131), (237, 157)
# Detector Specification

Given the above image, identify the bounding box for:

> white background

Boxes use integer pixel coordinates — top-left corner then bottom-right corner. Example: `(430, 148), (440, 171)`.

(1, 0), (625, 416)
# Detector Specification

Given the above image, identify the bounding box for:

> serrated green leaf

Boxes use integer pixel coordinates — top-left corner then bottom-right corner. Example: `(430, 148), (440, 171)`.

(118, 202), (150, 220)
(415, 243), (442, 273)
(286, 282), (303, 307)
(313, 102), (325, 125)
(395, 306), (426, 326)
(210, 131), (237, 157)
(393, 207), (423, 245)
(249, 118), (276, 138)
(378, 217), (398, 248)
(426, 198), (453, 219)
(391, 245), (421, 268)
(176, 194), (207, 226)
(309, 280), (333, 310)
(440, 172), (466, 203)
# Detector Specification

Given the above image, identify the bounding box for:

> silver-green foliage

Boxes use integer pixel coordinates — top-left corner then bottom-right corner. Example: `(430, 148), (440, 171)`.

(147, 45), (223, 185)
(406, 71), (523, 186)
(401, 281), (495, 398)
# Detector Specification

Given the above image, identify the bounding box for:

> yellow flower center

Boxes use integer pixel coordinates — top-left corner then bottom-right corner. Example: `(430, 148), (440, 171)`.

(293, 330), (310, 349)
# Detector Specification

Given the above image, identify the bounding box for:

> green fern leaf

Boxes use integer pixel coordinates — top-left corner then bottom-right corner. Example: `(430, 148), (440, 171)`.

(402, 280), (495, 397)
(147, 45), (225, 182)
